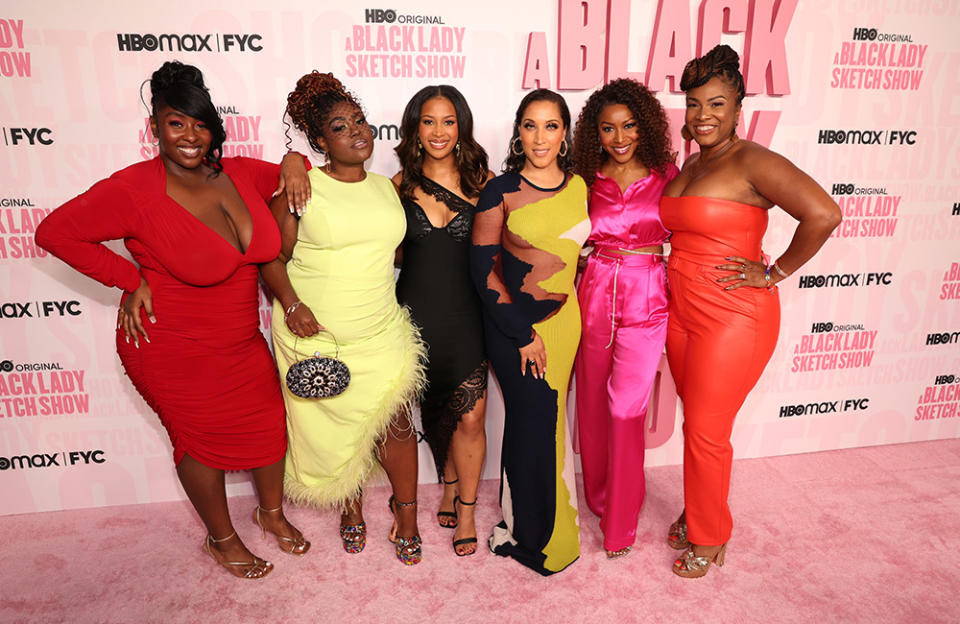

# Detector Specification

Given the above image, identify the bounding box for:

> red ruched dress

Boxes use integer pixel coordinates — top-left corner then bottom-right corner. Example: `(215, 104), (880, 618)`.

(35, 157), (287, 470)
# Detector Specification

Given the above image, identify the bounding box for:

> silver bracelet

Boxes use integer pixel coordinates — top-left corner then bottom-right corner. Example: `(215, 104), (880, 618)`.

(284, 300), (302, 321)
(772, 261), (790, 278)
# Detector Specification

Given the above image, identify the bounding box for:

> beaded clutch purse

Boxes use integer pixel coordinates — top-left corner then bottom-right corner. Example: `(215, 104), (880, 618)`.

(285, 332), (350, 399)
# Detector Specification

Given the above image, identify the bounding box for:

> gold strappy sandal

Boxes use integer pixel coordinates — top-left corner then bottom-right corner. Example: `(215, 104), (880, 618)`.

(202, 532), (273, 579)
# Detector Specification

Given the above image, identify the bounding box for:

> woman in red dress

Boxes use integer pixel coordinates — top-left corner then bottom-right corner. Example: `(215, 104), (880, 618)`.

(660, 45), (841, 578)
(35, 61), (311, 579)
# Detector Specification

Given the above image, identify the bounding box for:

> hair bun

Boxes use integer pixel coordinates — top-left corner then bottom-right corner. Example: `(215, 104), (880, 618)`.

(151, 61), (206, 98)
(707, 44), (740, 71)
(680, 44), (745, 103)
(294, 71), (347, 98)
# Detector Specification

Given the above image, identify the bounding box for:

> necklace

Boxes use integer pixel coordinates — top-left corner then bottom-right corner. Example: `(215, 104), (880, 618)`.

(698, 135), (738, 166)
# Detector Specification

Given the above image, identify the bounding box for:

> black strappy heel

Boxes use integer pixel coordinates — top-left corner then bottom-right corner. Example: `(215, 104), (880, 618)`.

(437, 478), (459, 529)
(452, 496), (478, 557)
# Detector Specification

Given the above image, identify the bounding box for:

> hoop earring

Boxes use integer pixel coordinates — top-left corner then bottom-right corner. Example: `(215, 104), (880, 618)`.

(559, 140), (568, 158)
(511, 137), (524, 156)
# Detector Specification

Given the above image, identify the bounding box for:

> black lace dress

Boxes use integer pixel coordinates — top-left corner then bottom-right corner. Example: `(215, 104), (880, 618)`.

(396, 177), (488, 480)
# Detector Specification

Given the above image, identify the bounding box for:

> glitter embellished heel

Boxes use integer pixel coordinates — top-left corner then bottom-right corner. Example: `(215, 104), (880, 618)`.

(389, 495), (423, 566)
(668, 511), (689, 550)
(673, 543), (727, 579)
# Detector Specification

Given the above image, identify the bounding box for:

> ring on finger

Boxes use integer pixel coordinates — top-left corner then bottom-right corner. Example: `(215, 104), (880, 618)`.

(739, 272), (746, 280)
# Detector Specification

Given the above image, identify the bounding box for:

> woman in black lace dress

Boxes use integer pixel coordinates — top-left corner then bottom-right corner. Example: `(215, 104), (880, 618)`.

(394, 85), (492, 556)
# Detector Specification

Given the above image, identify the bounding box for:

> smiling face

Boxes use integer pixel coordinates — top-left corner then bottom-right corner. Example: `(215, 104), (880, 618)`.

(150, 105), (212, 171)
(418, 95), (458, 160)
(317, 101), (374, 167)
(597, 103), (641, 165)
(684, 76), (741, 148)
(518, 99), (566, 170)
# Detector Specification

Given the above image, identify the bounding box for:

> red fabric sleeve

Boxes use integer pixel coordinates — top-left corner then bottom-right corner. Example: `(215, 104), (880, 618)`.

(35, 179), (143, 292)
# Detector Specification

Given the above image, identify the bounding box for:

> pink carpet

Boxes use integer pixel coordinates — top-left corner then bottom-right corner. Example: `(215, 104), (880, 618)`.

(2, 439), (958, 624)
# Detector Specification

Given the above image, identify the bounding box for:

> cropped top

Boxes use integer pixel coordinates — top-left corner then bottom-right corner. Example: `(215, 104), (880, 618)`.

(587, 163), (678, 250)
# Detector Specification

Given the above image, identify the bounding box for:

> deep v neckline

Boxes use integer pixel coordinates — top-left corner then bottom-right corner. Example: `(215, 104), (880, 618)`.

(414, 176), (475, 230)
(160, 160), (254, 256)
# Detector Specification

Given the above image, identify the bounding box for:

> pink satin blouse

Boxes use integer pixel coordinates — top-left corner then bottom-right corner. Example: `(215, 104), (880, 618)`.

(587, 163), (678, 249)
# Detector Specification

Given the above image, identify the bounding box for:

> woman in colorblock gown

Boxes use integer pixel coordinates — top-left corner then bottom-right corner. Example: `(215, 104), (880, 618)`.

(35, 61), (311, 579)
(393, 85), (492, 556)
(259, 72), (427, 566)
(571, 78), (678, 558)
(470, 89), (589, 576)
(661, 45), (841, 578)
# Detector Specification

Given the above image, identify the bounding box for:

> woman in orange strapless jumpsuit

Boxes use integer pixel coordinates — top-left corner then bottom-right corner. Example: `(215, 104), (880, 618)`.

(660, 45), (841, 578)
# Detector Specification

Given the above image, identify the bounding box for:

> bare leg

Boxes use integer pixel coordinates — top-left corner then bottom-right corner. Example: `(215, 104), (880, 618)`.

(450, 395), (486, 555)
(250, 458), (308, 554)
(176, 454), (269, 577)
(378, 412), (420, 544)
(438, 455), (458, 527)
(339, 493), (366, 553)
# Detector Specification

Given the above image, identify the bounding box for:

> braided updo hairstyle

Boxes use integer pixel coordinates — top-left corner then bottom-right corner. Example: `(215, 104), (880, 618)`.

(285, 71), (362, 158)
(150, 61), (227, 173)
(680, 44), (745, 103)
(572, 78), (673, 187)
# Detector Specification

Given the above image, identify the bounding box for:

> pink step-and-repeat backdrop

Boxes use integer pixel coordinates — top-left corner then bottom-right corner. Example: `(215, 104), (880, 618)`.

(2, 0), (959, 515)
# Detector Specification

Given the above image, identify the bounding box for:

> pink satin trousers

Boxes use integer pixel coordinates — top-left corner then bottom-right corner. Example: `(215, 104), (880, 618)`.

(575, 250), (668, 551)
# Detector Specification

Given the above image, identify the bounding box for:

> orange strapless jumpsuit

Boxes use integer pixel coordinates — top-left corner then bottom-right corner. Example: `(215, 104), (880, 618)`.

(659, 196), (780, 546)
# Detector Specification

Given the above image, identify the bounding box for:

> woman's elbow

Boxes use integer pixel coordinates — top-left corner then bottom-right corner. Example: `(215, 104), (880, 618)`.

(823, 204), (843, 232)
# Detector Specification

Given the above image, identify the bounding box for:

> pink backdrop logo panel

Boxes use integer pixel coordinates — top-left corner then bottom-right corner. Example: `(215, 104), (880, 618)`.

(2, 0), (959, 515)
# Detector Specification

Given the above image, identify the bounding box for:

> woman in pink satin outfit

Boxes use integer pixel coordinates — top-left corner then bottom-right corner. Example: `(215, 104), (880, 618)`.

(572, 79), (677, 558)
(661, 45), (841, 578)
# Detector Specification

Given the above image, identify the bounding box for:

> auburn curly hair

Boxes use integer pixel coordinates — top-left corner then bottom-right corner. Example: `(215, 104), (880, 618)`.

(149, 61), (227, 173)
(572, 78), (673, 187)
(284, 71), (363, 157)
(680, 44), (745, 104)
(395, 85), (489, 201)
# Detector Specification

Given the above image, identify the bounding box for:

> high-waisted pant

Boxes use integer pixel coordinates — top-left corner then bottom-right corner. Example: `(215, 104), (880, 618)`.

(665, 252), (779, 546)
(575, 250), (668, 551)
